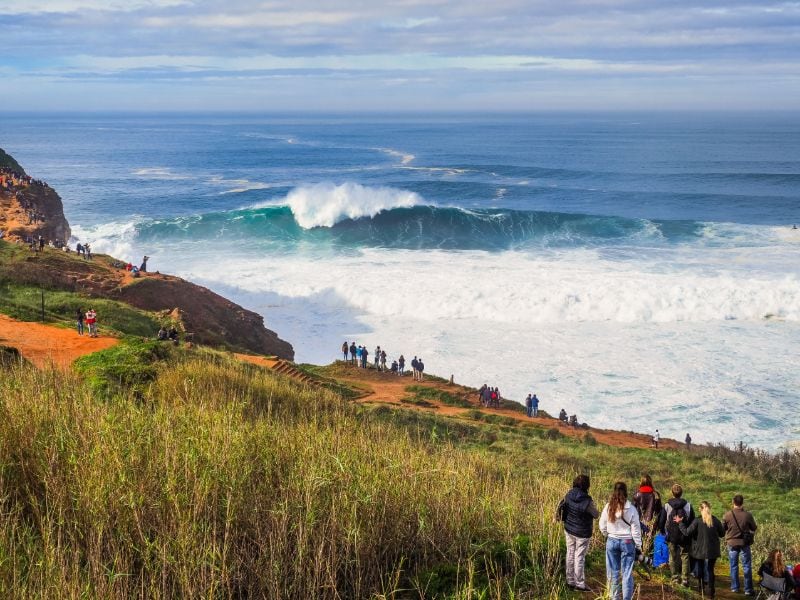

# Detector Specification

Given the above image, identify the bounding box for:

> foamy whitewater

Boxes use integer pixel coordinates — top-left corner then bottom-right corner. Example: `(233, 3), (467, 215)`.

(3, 113), (799, 449)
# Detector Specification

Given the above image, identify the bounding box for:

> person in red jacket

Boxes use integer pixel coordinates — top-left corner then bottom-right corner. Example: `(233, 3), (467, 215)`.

(85, 309), (97, 338)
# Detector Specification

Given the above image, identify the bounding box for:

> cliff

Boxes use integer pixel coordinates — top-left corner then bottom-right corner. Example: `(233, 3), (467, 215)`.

(0, 149), (293, 359)
(0, 147), (71, 243)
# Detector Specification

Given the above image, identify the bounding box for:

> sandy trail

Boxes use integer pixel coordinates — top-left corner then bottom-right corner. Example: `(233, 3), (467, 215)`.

(315, 365), (679, 450)
(0, 312), (677, 451)
(0, 314), (118, 368)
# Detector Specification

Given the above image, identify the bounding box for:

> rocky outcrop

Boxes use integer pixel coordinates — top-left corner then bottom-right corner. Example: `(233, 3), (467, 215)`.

(118, 277), (294, 359)
(0, 146), (71, 243)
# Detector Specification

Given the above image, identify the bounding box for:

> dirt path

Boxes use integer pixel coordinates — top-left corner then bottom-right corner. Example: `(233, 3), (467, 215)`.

(0, 314), (118, 368)
(325, 364), (681, 450)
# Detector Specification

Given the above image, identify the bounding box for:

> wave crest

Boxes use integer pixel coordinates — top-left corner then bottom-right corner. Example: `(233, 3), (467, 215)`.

(284, 182), (421, 229)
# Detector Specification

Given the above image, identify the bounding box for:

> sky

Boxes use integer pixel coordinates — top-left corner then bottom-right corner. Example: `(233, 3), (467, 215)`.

(1, 0), (800, 111)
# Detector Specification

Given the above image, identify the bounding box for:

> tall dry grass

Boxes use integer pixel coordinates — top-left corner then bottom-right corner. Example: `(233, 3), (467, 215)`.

(0, 357), (570, 599)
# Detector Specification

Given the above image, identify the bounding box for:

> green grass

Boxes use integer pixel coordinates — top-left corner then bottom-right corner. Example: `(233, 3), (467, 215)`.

(1, 340), (799, 598)
(0, 281), (160, 336)
(73, 338), (175, 397)
(0, 357), (569, 599)
(404, 384), (474, 408)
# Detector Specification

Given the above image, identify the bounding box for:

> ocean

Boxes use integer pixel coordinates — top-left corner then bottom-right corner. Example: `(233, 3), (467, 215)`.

(1, 112), (799, 449)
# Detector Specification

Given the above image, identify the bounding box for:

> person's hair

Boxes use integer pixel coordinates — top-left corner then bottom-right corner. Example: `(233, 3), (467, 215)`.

(671, 484), (683, 498)
(573, 474), (590, 491)
(768, 549), (785, 576)
(640, 474), (653, 488)
(733, 494), (744, 507)
(607, 482), (628, 523)
(700, 501), (713, 528)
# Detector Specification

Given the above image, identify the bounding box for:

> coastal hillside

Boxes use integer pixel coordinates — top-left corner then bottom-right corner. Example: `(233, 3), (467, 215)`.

(0, 148), (293, 358)
(0, 336), (799, 599)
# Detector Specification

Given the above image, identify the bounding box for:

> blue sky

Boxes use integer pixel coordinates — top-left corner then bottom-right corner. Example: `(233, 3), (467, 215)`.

(2, 0), (800, 111)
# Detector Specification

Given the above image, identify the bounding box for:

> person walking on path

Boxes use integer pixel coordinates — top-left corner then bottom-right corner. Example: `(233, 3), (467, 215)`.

(657, 484), (695, 587)
(76, 308), (84, 335)
(723, 494), (757, 595)
(599, 481), (642, 600)
(342, 342), (349, 361)
(398, 355), (405, 376)
(532, 393), (539, 417)
(525, 394), (533, 418)
(85, 309), (97, 338)
(674, 500), (725, 599)
(558, 474), (600, 592)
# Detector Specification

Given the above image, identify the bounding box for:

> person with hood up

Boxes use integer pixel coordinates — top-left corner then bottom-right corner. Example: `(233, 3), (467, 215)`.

(558, 474), (600, 592)
(599, 481), (642, 600)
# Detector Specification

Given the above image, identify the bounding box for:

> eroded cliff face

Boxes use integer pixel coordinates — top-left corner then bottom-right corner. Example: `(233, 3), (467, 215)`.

(0, 149), (294, 359)
(118, 277), (294, 359)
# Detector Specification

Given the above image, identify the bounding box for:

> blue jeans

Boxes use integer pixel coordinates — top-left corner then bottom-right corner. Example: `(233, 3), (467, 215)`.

(606, 537), (636, 600)
(533, 407), (539, 417)
(526, 406), (532, 417)
(77, 321), (84, 335)
(728, 545), (753, 593)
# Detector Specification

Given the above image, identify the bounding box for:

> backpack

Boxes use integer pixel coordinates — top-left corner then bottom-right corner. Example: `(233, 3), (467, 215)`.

(665, 503), (689, 546)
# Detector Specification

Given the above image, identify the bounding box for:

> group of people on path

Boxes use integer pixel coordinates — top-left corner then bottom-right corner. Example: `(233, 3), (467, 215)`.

(340, 342), (424, 380)
(478, 385), (503, 408)
(75, 308), (98, 337)
(558, 474), (795, 599)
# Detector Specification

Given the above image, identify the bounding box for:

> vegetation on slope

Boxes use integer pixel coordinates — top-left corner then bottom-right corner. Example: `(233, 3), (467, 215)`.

(0, 345), (798, 599)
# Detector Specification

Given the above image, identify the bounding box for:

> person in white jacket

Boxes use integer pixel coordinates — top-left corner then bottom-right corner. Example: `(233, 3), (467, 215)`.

(599, 481), (643, 600)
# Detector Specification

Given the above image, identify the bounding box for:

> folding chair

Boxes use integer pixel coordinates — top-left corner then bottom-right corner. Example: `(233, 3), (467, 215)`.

(756, 572), (792, 600)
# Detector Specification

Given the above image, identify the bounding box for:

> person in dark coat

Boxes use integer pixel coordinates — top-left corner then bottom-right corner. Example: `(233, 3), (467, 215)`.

(675, 500), (725, 599)
(558, 474), (600, 592)
(632, 473), (662, 526)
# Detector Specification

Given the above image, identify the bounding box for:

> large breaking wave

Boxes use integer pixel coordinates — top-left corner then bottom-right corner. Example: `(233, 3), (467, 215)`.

(126, 182), (729, 251)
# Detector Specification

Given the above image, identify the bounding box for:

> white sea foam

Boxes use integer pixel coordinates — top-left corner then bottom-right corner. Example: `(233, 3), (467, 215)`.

(71, 220), (139, 259)
(131, 167), (190, 180)
(375, 147), (415, 165)
(281, 182), (421, 229)
(208, 176), (274, 194)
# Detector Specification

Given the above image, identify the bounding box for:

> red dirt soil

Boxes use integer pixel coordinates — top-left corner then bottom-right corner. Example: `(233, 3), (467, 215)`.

(0, 314), (118, 368)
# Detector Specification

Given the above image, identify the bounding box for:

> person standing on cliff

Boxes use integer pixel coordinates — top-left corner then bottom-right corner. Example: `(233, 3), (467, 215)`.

(342, 341), (349, 361)
(374, 346), (381, 370)
(361, 346), (369, 369)
(349, 342), (357, 365)
(140, 255), (149, 272)
(398, 354), (405, 375)
(76, 307), (84, 336)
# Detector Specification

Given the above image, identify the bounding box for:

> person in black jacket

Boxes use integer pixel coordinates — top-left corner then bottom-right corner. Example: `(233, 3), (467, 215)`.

(558, 474), (600, 592)
(675, 501), (725, 599)
(658, 483), (695, 587)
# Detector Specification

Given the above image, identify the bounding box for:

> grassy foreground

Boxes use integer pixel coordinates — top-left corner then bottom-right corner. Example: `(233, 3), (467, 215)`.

(1, 347), (799, 599)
